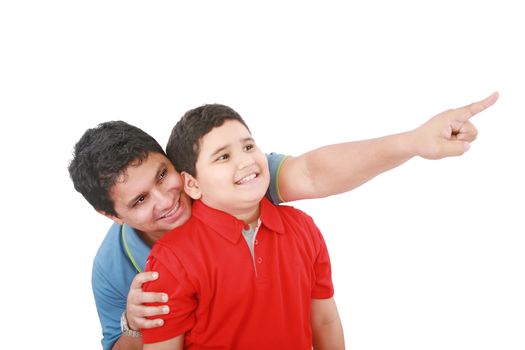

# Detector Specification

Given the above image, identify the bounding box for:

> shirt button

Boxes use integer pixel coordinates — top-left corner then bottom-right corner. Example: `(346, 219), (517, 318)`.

(257, 257), (263, 264)
(243, 224), (250, 231)
(254, 239), (259, 245)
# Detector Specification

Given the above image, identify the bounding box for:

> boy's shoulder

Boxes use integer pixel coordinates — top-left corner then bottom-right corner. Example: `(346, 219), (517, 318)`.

(273, 203), (316, 226)
(270, 203), (326, 256)
(265, 202), (322, 242)
(156, 214), (201, 248)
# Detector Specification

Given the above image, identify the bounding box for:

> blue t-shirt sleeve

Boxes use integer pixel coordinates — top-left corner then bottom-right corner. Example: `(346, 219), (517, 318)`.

(91, 224), (141, 350)
(92, 261), (126, 350)
(265, 152), (288, 205)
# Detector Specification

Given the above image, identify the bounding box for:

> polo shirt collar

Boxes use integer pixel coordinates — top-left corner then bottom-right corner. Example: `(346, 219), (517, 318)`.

(192, 197), (285, 244)
(121, 224), (151, 271)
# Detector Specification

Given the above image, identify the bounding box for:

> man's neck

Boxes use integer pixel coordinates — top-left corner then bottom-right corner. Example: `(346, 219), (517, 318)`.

(137, 230), (165, 247)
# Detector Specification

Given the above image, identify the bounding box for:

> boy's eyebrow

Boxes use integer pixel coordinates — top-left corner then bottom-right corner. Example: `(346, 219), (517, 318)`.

(209, 137), (254, 159)
(210, 145), (228, 159)
(126, 162), (166, 208)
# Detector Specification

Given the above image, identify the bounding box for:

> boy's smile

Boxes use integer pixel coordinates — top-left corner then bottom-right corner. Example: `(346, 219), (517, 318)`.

(184, 119), (270, 223)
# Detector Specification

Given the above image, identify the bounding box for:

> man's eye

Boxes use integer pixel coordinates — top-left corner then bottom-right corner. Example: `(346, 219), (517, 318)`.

(135, 196), (146, 206)
(159, 169), (167, 179)
(244, 144), (254, 151)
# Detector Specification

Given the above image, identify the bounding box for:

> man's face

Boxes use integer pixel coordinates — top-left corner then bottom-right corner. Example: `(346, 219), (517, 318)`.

(106, 152), (192, 241)
(186, 119), (270, 218)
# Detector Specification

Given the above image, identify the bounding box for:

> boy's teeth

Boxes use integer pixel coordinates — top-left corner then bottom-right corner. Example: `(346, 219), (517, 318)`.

(236, 174), (256, 184)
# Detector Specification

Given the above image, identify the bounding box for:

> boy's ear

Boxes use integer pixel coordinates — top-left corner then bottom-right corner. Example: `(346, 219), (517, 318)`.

(182, 171), (202, 200)
(96, 209), (124, 225)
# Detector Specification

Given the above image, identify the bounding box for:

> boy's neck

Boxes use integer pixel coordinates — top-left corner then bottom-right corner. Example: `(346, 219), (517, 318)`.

(226, 204), (261, 227)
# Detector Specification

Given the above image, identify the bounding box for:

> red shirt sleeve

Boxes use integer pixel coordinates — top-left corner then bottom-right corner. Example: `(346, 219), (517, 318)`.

(307, 215), (335, 299)
(141, 244), (198, 344)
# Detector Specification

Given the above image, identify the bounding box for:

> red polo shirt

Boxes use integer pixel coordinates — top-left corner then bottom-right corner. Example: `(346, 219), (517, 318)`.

(142, 197), (334, 349)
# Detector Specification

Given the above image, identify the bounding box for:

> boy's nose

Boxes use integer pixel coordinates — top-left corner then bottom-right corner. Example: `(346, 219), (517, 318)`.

(237, 153), (255, 169)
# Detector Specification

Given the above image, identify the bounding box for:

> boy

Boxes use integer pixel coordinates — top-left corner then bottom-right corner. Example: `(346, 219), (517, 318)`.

(67, 92), (498, 349)
(141, 104), (344, 349)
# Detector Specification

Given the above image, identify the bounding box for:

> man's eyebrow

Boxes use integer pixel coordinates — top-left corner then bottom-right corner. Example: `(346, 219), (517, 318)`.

(126, 162), (166, 208)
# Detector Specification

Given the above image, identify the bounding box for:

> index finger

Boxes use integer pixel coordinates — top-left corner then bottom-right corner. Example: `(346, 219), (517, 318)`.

(130, 271), (159, 289)
(459, 91), (499, 121)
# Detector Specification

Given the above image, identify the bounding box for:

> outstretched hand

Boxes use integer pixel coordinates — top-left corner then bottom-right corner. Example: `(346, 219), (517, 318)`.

(411, 91), (499, 159)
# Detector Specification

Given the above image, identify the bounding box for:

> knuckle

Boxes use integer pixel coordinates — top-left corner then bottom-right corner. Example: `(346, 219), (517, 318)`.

(129, 294), (139, 304)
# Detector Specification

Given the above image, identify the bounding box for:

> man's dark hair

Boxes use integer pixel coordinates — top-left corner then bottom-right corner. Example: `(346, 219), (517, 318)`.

(68, 121), (165, 217)
(167, 104), (250, 177)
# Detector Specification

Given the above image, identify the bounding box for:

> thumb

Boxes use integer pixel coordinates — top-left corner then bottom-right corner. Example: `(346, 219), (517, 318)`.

(441, 140), (471, 157)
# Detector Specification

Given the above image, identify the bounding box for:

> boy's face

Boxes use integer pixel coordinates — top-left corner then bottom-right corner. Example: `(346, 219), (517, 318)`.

(184, 119), (270, 218)
(102, 152), (193, 240)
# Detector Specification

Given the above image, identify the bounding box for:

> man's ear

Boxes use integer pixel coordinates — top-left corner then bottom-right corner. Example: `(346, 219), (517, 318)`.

(96, 209), (124, 225)
(182, 171), (202, 200)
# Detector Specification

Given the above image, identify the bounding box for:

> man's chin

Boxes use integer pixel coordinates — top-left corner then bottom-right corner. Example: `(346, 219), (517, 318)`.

(161, 200), (192, 230)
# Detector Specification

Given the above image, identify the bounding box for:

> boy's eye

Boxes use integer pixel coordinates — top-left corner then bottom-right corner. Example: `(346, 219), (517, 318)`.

(216, 154), (230, 161)
(159, 168), (167, 179)
(244, 144), (254, 151)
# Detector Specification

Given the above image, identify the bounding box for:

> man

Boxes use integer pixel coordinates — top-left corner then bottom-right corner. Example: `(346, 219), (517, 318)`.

(68, 92), (498, 349)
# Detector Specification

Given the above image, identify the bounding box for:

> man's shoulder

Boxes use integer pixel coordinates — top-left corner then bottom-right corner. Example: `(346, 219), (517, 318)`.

(93, 222), (122, 265)
(92, 223), (140, 295)
(92, 223), (134, 280)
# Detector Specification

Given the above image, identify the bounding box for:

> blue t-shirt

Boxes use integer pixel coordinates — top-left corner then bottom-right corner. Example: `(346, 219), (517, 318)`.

(92, 152), (287, 350)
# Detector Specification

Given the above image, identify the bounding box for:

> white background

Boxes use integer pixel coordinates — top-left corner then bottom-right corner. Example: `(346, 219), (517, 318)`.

(1, 1), (523, 349)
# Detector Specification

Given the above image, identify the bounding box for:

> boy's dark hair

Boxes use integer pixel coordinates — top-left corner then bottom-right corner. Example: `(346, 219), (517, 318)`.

(167, 104), (250, 177)
(68, 121), (165, 217)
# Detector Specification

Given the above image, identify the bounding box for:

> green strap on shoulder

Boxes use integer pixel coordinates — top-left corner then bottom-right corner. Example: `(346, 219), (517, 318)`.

(121, 224), (143, 273)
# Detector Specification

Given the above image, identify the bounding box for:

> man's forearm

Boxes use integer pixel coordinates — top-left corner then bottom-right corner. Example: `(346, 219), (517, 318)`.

(143, 335), (184, 350)
(277, 92), (498, 202)
(112, 335), (143, 350)
(279, 131), (415, 202)
(307, 132), (415, 196)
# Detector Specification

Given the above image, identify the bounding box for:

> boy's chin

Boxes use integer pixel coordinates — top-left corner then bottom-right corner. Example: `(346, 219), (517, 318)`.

(249, 183), (270, 201)
(237, 190), (268, 209)
(235, 189), (265, 205)
(237, 178), (269, 197)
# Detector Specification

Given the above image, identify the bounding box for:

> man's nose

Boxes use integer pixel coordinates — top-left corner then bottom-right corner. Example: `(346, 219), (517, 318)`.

(152, 188), (172, 211)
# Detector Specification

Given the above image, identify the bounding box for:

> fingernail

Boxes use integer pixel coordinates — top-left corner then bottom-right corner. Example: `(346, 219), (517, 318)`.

(161, 294), (168, 302)
(157, 319), (164, 326)
(162, 306), (170, 314)
(152, 272), (159, 279)
(464, 142), (471, 152)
